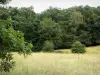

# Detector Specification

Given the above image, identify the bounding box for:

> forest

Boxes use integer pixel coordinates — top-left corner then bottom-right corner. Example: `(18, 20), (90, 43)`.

(3, 5), (100, 51)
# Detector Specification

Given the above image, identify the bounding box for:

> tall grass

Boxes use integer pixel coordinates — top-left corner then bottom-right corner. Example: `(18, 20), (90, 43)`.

(54, 45), (100, 54)
(0, 46), (100, 75)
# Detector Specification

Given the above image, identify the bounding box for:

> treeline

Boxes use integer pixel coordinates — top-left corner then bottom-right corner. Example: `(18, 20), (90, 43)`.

(0, 5), (100, 52)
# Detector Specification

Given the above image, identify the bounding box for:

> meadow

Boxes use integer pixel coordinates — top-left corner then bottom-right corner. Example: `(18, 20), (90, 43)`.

(0, 46), (100, 75)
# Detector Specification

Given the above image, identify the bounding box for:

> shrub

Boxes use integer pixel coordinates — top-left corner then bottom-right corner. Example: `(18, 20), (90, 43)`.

(71, 41), (86, 53)
(42, 40), (54, 52)
(0, 53), (15, 72)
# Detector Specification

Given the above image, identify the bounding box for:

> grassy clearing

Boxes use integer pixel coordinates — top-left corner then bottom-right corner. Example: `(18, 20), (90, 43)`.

(54, 45), (100, 54)
(0, 46), (100, 75)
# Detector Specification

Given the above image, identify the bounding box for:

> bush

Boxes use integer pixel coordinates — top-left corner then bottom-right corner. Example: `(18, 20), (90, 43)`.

(42, 40), (54, 52)
(71, 41), (86, 53)
(0, 53), (15, 72)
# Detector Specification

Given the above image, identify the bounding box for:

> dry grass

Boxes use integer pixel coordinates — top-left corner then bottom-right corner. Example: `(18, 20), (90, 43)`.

(0, 46), (100, 75)
(54, 45), (100, 54)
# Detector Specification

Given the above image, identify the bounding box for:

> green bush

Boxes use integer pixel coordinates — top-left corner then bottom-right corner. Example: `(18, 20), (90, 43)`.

(42, 40), (54, 52)
(71, 41), (86, 53)
(0, 53), (15, 72)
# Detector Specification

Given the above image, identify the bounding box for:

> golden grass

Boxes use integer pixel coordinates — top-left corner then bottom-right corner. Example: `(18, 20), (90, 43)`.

(0, 46), (100, 75)
(54, 45), (100, 54)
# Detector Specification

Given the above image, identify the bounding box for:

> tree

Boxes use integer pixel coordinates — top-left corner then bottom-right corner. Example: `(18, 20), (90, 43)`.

(9, 7), (37, 51)
(70, 11), (83, 25)
(38, 18), (62, 51)
(89, 16), (100, 44)
(0, 18), (33, 72)
(40, 6), (62, 22)
(71, 41), (86, 53)
(69, 11), (91, 45)
(42, 40), (54, 52)
(0, 7), (9, 20)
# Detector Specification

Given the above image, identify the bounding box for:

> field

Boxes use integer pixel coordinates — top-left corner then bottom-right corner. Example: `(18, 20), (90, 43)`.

(1, 46), (100, 75)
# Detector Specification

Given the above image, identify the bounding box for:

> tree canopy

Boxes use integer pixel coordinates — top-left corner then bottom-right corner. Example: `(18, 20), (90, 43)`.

(5, 5), (100, 51)
(0, 2), (33, 72)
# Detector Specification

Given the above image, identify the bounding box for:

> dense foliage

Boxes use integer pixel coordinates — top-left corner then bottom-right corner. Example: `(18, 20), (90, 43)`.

(0, 1), (33, 72)
(10, 6), (100, 51)
(0, 5), (100, 52)
(42, 40), (54, 52)
(71, 41), (86, 53)
(0, 18), (33, 72)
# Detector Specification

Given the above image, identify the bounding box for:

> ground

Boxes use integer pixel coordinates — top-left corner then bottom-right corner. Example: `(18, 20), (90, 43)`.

(0, 46), (100, 75)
